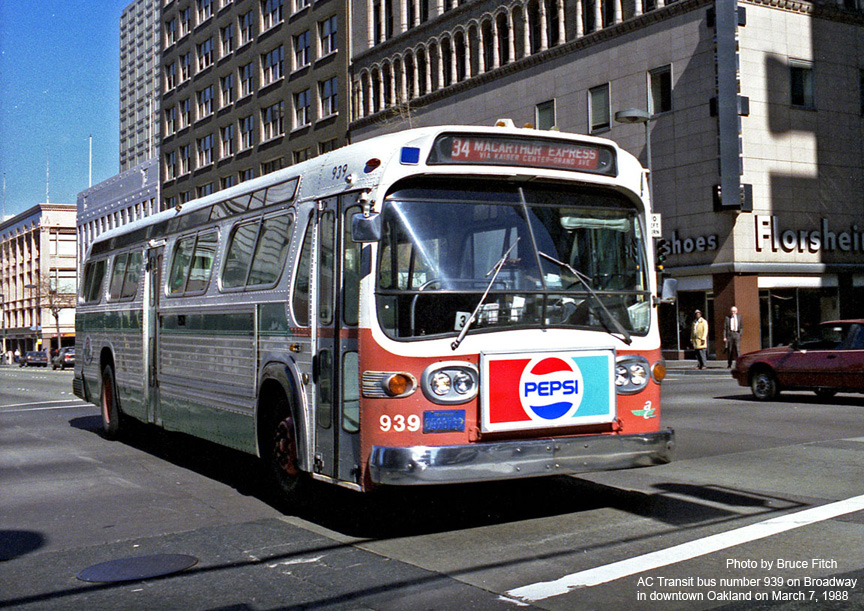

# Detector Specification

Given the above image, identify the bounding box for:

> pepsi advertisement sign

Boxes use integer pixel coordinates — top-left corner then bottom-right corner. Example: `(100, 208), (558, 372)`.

(481, 350), (616, 433)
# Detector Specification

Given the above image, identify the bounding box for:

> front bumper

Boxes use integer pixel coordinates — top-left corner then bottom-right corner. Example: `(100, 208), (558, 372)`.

(369, 429), (674, 485)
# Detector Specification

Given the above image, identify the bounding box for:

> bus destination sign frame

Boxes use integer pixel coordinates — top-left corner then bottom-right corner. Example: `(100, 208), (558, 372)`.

(428, 133), (617, 176)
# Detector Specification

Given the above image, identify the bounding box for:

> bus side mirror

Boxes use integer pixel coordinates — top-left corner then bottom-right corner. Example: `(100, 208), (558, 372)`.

(352, 213), (383, 243)
(660, 277), (678, 304)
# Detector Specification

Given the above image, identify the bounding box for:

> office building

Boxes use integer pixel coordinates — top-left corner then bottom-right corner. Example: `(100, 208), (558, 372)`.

(349, 0), (864, 356)
(159, 0), (350, 208)
(120, 0), (162, 171)
(0, 204), (78, 356)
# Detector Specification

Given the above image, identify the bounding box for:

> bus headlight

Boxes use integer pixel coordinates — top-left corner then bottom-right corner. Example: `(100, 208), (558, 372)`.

(422, 362), (479, 404)
(615, 355), (651, 394)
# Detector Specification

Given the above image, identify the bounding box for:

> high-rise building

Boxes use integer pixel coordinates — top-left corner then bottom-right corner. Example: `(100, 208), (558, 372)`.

(159, 0), (349, 208)
(120, 0), (161, 171)
(349, 0), (864, 357)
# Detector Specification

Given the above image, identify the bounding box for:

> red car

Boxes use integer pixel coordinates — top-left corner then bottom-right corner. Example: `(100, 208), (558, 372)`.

(733, 320), (864, 400)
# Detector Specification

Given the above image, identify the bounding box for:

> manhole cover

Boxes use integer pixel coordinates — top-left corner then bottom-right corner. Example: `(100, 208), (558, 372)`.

(77, 553), (198, 583)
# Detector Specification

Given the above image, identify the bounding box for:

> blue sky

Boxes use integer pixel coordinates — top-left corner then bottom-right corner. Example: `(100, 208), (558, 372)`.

(0, 0), (130, 219)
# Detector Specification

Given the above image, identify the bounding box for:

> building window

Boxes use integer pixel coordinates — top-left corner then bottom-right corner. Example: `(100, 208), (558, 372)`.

(293, 147), (311, 164)
(860, 69), (864, 116)
(262, 101), (285, 140)
(262, 46), (284, 85)
(180, 144), (192, 174)
(197, 85), (214, 118)
(221, 123), (235, 157)
(221, 175), (236, 190)
(198, 0), (213, 22)
(294, 89), (311, 127)
(180, 6), (192, 36)
(198, 38), (214, 70)
(650, 65), (672, 114)
(181, 190), (194, 204)
(180, 52), (192, 80)
(589, 83), (610, 132)
(319, 16), (337, 55)
(198, 182), (215, 198)
(294, 31), (310, 70)
(165, 150), (177, 180)
(240, 62), (254, 97)
(180, 98), (192, 128)
(165, 17), (177, 46)
(262, 0), (284, 29)
(197, 133), (214, 166)
(239, 168), (255, 182)
(790, 60), (814, 109)
(320, 77), (338, 116)
(319, 138), (337, 154)
(165, 62), (177, 90)
(165, 106), (177, 135)
(535, 100), (555, 130)
(221, 23), (234, 55)
(294, 0), (310, 12)
(239, 11), (254, 44)
(240, 115), (255, 149)
(220, 73), (235, 106)
(261, 157), (284, 175)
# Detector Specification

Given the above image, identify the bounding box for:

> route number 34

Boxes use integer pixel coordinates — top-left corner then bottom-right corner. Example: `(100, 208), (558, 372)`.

(380, 414), (421, 432)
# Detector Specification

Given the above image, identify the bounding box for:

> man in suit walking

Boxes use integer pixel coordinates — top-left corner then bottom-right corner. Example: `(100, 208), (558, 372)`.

(724, 306), (743, 367)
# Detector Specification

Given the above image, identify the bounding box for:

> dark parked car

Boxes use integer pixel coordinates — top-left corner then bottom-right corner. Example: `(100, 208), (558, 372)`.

(21, 350), (49, 367)
(52, 347), (75, 370)
(733, 320), (864, 400)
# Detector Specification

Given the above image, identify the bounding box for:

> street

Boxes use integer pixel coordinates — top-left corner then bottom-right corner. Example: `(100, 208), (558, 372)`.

(2, 366), (864, 610)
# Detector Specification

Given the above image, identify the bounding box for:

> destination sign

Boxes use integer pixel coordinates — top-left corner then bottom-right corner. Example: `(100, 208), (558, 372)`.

(428, 133), (617, 176)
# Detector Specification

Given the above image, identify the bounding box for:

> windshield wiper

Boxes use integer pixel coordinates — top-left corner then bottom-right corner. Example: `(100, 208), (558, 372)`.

(451, 238), (520, 351)
(537, 251), (632, 345)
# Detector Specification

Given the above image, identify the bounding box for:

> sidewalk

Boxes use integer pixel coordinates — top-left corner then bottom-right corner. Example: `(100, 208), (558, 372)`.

(664, 359), (734, 375)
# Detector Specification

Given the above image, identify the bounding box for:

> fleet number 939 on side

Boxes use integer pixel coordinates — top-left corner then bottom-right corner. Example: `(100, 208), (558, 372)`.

(380, 414), (421, 432)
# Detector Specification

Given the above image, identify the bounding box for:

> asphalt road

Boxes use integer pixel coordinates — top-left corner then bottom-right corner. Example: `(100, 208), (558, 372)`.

(2, 365), (864, 610)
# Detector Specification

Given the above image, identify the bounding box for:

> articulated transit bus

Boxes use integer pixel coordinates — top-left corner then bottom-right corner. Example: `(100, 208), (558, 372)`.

(74, 124), (674, 499)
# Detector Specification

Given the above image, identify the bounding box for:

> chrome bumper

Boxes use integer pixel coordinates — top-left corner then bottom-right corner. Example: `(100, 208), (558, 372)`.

(369, 429), (674, 486)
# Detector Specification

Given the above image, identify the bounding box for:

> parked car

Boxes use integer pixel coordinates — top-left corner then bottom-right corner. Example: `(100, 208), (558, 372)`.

(21, 350), (49, 367)
(733, 320), (864, 400)
(52, 347), (75, 370)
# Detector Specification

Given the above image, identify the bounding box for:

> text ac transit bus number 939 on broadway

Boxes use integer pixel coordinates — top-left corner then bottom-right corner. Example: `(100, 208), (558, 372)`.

(74, 123), (675, 501)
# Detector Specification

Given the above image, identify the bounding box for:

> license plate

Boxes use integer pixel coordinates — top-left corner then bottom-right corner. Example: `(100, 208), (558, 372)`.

(423, 409), (466, 434)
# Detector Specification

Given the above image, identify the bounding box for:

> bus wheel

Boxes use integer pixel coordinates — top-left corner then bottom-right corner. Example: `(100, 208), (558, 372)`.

(101, 364), (123, 439)
(267, 398), (307, 504)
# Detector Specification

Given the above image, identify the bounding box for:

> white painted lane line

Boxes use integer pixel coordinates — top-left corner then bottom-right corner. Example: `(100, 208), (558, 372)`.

(2, 403), (91, 413)
(507, 493), (864, 603)
(0, 399), (84, 409)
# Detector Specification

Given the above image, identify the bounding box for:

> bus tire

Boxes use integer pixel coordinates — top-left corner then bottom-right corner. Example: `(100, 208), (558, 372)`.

(265, 396), (308, 506)
(101, 364), (123, 439)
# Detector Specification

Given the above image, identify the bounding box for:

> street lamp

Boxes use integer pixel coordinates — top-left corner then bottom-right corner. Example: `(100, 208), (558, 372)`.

(614, 108), (653, 205)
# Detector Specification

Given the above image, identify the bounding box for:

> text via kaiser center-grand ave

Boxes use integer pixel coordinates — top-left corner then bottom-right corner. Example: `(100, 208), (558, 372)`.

(635, 558), (858, 603)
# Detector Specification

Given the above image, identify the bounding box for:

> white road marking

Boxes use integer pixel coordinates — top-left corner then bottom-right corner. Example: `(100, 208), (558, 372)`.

(2, 402), (91, 413)
(1, 399), (83, 409)
(507, 493), (864, 602)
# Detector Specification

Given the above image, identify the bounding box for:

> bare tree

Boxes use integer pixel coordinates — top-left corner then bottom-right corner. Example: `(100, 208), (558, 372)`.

(37, 276), (76, 354)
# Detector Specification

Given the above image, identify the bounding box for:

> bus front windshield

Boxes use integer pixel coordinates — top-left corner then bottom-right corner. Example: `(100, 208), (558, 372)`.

(375, 181), (651, 342)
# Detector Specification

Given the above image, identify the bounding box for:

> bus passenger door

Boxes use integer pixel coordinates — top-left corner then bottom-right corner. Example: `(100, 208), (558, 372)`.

(144, 245), (163, 425)
(312, 197), (362, 484)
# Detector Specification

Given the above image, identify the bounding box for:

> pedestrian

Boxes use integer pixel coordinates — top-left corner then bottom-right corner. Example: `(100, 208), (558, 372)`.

(723, 305), (743, 367)
(691, 309), (708, 370)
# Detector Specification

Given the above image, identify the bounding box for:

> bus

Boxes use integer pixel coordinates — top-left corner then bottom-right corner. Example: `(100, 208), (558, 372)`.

(74, 123), (675, 499)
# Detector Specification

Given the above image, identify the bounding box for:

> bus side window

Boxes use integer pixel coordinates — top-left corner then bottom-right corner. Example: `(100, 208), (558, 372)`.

(108, 253), (128, 300)
(168, 236), (197, 294)
(121, 251), (143, 299)
(84, 260), (106, 304)
(292, 214), (314, 326)
(248, 214), (292, 286)
(222, 222), (260, 289)
(185, 230), (218, 293)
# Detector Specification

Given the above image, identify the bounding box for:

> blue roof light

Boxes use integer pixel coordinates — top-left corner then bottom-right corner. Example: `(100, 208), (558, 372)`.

(400, 147), (421, 165)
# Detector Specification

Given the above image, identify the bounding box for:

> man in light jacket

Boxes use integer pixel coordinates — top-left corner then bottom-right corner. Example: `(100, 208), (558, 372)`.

(691, 309), (708, 370)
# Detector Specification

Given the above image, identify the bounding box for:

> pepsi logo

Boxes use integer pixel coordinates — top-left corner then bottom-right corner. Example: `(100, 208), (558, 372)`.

(519, 357), (583, 421)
